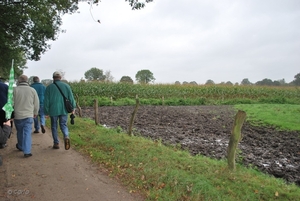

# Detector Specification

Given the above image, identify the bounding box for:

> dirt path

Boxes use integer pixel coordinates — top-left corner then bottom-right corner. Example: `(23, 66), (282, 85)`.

(0, 126), (144, 201)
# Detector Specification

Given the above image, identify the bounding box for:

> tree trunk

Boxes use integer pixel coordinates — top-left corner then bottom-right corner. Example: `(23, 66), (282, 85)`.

(227, 110), (247, 171)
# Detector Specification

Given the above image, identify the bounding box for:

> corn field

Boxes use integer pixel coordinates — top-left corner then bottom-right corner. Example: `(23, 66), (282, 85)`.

(69, 82), (300, 107)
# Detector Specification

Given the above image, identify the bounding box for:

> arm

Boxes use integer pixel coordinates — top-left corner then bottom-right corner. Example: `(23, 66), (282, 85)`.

(0, 120), (12, 144)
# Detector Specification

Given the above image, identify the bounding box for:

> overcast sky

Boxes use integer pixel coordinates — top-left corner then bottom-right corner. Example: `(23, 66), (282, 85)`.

(24, 0), (300, 84)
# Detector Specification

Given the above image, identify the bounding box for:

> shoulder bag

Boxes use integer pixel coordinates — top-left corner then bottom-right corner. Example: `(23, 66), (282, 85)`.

(53, 82), (74, 113)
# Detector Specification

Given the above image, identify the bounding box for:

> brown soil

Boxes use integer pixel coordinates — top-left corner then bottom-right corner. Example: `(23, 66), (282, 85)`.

(80, 105), (300, 186)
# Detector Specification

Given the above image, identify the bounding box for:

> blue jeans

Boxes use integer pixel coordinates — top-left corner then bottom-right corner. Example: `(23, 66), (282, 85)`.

(50, 115), (69, 144)
(14, 118), (33, 154)
(34, 104), (45, 131)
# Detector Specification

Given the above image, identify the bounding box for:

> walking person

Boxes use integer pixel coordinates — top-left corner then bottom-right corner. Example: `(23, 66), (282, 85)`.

(14, 75), (39, 157)
(0, 77), (9, 149)
(44, 71), (76, 150)
(30, 76), (46, 134)
(0, 119), (12, 165)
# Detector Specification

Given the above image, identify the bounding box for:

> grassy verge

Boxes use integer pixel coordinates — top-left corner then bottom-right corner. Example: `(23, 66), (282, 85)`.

(53, 104), (300, 201)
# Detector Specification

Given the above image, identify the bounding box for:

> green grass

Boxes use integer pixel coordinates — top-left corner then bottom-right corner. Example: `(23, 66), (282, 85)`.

(235, 104), (300, 131)
(50, 104), (300, 201)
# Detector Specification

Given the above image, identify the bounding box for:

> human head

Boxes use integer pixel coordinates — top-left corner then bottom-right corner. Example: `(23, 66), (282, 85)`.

(18, 75), (28, 85)
(33, 76), (40, 83)
(53, 71), (62, 80)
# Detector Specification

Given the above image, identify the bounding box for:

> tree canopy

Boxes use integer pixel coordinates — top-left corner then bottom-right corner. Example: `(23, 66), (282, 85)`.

(120, 76), (134, 84)
(0, 0), (153, 78)
(84, 67), (105, 81)
(292, 73), (300, 86)
(135, 69), (155, 84)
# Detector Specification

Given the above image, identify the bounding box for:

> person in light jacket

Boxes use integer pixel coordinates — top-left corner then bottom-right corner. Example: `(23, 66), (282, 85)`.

(14, 75), (39, 157)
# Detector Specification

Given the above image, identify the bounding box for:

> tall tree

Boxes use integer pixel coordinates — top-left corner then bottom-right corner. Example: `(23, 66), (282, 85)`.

(135, 69), (155, 84)
(84, 67), (105, 81)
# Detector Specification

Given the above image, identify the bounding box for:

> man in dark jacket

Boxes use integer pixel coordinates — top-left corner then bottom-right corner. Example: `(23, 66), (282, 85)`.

(44, 71), (76, 150)
(31, 76), (46, 134)
(0, 77), (9, 149)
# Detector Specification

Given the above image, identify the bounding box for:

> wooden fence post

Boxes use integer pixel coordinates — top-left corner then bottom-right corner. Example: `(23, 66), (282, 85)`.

(227, 110), (247, 171)
(94, 99), (99, 125)
(75, 94), (82, 117)
(128, 95), (140, 136)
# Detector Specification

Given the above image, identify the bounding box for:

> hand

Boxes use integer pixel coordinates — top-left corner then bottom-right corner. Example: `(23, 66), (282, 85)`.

(3, 120), (11, 126)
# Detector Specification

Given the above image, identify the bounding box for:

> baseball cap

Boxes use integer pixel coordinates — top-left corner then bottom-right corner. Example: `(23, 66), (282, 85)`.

(53, 71), (62, 77)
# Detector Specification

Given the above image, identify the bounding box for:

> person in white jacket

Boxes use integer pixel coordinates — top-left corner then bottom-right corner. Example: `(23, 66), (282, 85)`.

(13, 75), (39, 158)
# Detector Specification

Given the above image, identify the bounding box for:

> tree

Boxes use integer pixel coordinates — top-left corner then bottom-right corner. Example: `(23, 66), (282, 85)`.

(135, 69), (155, 84)
(84, 67), (105, 81)
(175, 81), (181, 85)
(104, 70), (114, 83)
(205, 79), (215, 85)
(0, 50), (27, 79)
(120, 76), (134, 84)
(189, 81), (198, 85)
(255, 78), (273, 86)
(241, 78), (252, 86)
(0, 0), (153, 78)
(291, 73), (300, 86)
(225, 81), (233, 86)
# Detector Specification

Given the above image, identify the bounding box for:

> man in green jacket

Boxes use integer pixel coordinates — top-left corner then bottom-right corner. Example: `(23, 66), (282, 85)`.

(44, 71), (76, 150)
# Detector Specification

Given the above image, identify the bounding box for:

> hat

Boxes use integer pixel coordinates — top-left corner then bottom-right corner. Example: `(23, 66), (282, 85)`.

(53, 71), (62, 77)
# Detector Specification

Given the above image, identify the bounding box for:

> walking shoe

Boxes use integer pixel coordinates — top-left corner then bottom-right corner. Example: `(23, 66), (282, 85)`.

(33, 130), (39, 133)
(53, 143), (60, 149)
(24, 153), (32, 158)
(16, 144), (22, 151)
(41, 125), (45, 134)
(64, 138), (70, 150)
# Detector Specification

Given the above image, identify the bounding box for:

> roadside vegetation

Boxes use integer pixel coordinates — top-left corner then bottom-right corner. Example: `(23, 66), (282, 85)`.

(69, 82), (300, 106)
(50, 82), (300, 200)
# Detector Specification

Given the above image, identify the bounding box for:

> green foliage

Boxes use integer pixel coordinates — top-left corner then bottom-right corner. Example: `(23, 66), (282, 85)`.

(135, 69), (155, 84)
(69, 82), (300, 106)
(0, 0), (79, 61)
(292, 73), (300, 86)
(120, 76), (134, 84)
(84, 67), (105, 81)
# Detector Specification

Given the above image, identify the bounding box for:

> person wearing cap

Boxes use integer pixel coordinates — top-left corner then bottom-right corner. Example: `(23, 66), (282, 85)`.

(13, 75), (40, 157)
(30, 76), (46, 134)
(44, 71), (76, 150)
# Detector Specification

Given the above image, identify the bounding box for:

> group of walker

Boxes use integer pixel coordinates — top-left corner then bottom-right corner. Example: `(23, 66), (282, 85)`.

(0, 71), (76, 160)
